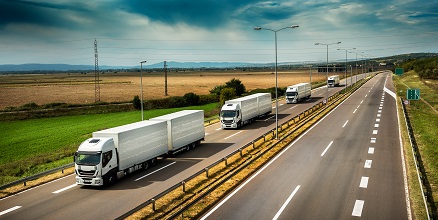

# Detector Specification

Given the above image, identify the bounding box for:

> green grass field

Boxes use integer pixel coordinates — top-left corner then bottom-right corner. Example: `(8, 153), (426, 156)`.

(393, 70), (438, 218)
(0, 103), (218, 185)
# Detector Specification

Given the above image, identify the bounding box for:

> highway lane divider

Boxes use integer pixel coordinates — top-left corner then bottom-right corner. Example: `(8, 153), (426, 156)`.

(119, 73), (378, 219)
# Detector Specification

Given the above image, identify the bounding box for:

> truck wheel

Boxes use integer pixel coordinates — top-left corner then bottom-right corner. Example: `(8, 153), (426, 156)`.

(190, 143), (196, 149)
(105, 173), (117, 186)
(143, 161), (149, 170)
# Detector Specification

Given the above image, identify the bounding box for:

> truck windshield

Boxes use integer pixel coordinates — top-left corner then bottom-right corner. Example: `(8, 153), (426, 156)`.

(221, 110), (236, 117)
(75, 152), (101, 165)
(328, 80), (334, 84)
(286, 92), (297, 97)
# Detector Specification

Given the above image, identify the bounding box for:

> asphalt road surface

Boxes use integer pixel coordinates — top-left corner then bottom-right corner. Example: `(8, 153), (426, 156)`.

(0, 72), (394, 219)
(201, 72), (410, 219)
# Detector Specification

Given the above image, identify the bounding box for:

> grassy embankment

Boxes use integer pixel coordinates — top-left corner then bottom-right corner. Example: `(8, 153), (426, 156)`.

(393, 70), (438, 218)
(0, 103), (219, 186)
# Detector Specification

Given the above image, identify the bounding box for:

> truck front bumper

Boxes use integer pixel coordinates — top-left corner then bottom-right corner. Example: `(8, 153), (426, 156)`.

(76, 176), (103, 186)
(221, 123), (237, 129)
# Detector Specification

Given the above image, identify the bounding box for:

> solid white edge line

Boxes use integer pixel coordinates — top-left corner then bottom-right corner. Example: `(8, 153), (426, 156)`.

(393, 85), (414, 219)
(0, 206), (22, 216)
(52, 183), (77, 194)
(0, 174), (75, 201)
(272, 185), (301, 220)
(321, 141), (334, 157)
(135, 162), (176, 181)
(352, 200), (365, 216)
(224, 131), (243, 140)
(200, 79), (364, 220)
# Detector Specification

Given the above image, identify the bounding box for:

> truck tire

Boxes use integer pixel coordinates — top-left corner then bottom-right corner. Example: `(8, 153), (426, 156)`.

(104, 173), (117, 186)
(150, 158), (157, 166)
(143, 161), (149, 170)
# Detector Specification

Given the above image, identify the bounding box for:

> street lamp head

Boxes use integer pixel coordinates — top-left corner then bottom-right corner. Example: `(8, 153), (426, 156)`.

(337, 41), (342, 44)
(290, 25), (299, 28)
(140, 60), (147, 64)
(315, 43), (320, 45)
(254, 27), (262, 30)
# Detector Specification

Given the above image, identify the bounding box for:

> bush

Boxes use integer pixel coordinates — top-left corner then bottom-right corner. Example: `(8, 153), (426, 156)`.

(225, 78), (246, 96)
(183, 92), (200, 106)
(199, 94), (219, 105)
(21, 102), (39, 110)
(209, 78), (246, 97)
(169, 96), (188, 108)
(132, 95), (141, 110)
(220, 88), (236, 105)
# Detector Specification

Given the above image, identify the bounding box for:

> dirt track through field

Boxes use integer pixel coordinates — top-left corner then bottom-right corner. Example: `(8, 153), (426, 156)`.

(0, 70), (327, 110)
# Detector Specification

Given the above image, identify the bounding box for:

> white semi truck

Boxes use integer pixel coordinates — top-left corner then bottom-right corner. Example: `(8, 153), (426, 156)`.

(74, 110), (205, 186)
(285, 82), (311, 104)
(327, 75), (340, 87)
(220, 93), (272, 129)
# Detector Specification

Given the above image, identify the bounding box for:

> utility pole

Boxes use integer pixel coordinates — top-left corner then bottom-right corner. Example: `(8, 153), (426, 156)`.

(94, 38), (100, 102)
(164, 61), (168, 96)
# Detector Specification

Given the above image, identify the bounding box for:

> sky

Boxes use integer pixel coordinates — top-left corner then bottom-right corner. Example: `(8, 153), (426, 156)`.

(0, 0), (437, 67)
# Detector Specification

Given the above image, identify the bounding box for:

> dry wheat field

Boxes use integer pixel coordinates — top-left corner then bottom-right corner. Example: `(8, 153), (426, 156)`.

(0, 69), (326, 110)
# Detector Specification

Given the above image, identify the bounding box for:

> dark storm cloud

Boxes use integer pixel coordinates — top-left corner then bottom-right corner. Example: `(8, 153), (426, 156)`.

(0, 0), (90, 27)
(119, 0), (262, 29)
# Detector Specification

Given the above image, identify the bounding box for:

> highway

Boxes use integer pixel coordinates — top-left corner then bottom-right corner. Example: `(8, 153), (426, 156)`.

(0, 72), (401, 219)
(201, 72), (409, 219)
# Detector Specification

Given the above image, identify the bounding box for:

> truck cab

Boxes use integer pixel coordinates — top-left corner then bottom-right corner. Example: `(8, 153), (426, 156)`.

(286, 87), (299, 104)
(74, 137), (118, 186)
(220, 103), (241, 129)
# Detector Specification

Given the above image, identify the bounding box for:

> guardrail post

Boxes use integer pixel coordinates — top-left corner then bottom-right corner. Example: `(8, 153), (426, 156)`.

(23, 181), (26, 187)
(151, 199), (156, 211)
(182, 181), (186, 192)
(239, 148), (243, 157)
(205, 168), (209, 178)
(252, 141), (255, 149)
(224, 157), (228, 166)
(263, 135), (266, 141)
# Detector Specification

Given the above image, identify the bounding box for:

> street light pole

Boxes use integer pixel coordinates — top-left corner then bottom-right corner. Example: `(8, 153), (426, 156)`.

(140, 60), (147, 121)
(315, 41), (341, 104)
(254, 25), (299, 140)
(337, 48), (355, 91)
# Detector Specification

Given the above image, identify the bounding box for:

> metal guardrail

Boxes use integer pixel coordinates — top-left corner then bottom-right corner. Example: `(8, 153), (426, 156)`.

(401, 97), (436, 219)
(0, 163), (74, 190)
(116, 76), (372, 219)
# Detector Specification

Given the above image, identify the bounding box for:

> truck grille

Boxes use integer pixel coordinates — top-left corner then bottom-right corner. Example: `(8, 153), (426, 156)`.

(78, 170), (96, 176)
(222, 120), (233, 125)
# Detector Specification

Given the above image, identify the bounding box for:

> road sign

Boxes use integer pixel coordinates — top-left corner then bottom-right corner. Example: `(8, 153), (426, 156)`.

(395, 68), (404, 75)
(406, 89), (420, 100)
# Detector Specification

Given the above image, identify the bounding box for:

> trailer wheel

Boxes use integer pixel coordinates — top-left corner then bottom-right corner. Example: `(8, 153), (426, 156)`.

(191, 143), (196, 149)
(150, 158), (157, 166)
(143, 161), (149, 170)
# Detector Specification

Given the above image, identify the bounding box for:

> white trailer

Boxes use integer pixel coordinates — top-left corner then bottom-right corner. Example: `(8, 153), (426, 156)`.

(149, 110), (205, 154)
(328, 75), (340, 87)
(220, 93), (272, 129)
(285, 82), (311, 104)
(74, 110), (205, 186)
(74, 120), (168, 186)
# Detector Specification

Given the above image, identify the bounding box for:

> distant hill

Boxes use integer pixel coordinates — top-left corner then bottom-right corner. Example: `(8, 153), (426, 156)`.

(0, 62), (254, 72)
(0, 53), (436, 72)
